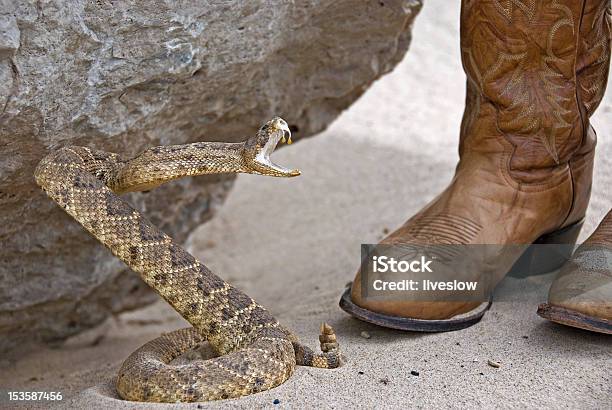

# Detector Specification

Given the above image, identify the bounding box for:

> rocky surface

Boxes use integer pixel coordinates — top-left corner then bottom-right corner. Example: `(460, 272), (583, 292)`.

(0, 0), (422, 352)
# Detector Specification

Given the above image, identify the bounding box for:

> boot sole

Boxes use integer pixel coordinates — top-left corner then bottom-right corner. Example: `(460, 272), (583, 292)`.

(537, 303), (612, 335)
(339, 219), (584, 332)
(339, 285), (492, 332)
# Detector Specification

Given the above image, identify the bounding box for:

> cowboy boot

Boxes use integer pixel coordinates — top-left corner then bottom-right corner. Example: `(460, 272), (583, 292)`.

(538, 210), (612, 334)
(537, 0), (611, 334)
(340, 0), (608, 331)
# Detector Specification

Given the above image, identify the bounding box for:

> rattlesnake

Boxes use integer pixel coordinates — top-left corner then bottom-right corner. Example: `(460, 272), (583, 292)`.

(35, 118), (340, 402)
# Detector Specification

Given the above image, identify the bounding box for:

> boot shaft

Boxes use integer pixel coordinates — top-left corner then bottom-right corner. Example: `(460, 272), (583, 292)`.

(577, 0), (611, 117)
(587, 209), (612, 246)
(458, 0), (610, 182)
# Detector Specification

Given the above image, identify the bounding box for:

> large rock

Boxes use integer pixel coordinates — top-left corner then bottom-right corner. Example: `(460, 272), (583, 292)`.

(0, 0), (421, 353)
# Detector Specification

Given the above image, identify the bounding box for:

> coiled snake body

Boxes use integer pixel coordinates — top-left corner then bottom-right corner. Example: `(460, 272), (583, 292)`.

(35, 118), (340, 402)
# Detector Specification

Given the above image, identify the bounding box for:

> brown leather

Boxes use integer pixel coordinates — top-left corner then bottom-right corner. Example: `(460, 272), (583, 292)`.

(577, 0), (611, 117)
(547, 210), (612, 321)
(350, 0), (611, 320)
(568, 0), (611, 225)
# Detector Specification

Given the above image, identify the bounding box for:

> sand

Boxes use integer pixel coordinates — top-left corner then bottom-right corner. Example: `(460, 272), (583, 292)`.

(1, 1), (610, 408)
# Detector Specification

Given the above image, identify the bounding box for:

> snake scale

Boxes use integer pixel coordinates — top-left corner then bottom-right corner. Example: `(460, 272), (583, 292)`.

(34, 118), (341, 402)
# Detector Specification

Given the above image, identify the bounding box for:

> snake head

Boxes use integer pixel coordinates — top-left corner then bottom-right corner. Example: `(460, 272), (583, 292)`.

(243, 117), (300, 177)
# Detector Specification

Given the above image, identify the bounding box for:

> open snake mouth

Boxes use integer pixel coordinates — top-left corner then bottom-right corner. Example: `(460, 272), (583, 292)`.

(255, 118), (300, 177)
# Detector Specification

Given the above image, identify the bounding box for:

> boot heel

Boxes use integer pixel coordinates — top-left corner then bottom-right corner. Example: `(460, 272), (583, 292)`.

(508, 219), (583, 278)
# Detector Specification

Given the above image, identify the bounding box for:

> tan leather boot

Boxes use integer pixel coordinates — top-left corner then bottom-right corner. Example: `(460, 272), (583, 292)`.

(536, 0), (611, 335)
(538, 210), (612, 334)
(340, 0), (610, 331)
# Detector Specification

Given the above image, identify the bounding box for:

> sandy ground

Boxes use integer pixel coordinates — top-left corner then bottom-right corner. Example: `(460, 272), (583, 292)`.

(1, 1), (611, 409)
